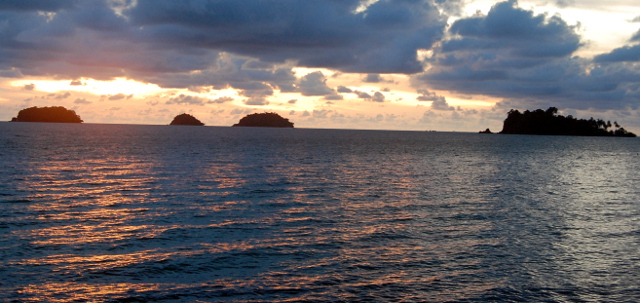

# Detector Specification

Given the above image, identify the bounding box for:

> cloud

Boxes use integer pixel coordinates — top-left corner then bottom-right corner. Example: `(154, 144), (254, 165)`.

(413, 1), (640, 111)
(23, 83), (35, 91)
(443, 1), (581, 58)
(70, 79), (85, 86)
(166, 94), (206, 105)
(230, 108), (253, 115)
(74, 98), (91, 104)
(298, 71), (335, 96)
(364, 74), (383, 83)
(3, 0), (640, 127)
(54, 92), (71, 99)
(324, 94), (344, 101)
(244, 98), (269, 106)
(431, 98), (455, 111)
(0, 0), (447, 84)
(594, 44), (640, 62)
(417, 89), (453, 110)
(363, 73), (394, 84)
(312, 109), (332, 119)
(287, 99), (297, 104)
(108, 93), (132, 101)
(553, 0), (575, 8)
(336, 86), (353, 93)
(355, 91), (372, 99)
(209, 96), (234, 104)
(187, 86), (211, 93)
(417, 89), (444, 102)
(372, 91), (385, 102)
(0, 0), (77, 12)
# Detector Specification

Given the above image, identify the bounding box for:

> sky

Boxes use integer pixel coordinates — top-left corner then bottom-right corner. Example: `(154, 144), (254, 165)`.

(2, 0), (640, 132)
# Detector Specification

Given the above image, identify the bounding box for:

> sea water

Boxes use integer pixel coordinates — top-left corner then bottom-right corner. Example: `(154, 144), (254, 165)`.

(1, 122), (639, 302)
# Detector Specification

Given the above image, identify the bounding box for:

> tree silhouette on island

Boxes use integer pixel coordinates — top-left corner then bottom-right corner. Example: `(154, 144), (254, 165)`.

(490, 107), (636, 137)
(10, 106), (83, 123)
(232, 112), (294, 128)
(169, 113), (204, 126)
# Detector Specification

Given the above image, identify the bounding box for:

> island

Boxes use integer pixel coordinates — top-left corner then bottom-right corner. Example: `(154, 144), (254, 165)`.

(498, 107), (636, 137)
(10, 106), (83, 123)
(232, 112), (294, 128)
(169, 113), (204, 126)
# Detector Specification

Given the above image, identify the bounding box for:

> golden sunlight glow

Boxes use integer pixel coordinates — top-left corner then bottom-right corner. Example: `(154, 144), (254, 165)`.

(11, 77), (166, 96)
(292, 67), (337, 78)
(447, 97), (495, 108)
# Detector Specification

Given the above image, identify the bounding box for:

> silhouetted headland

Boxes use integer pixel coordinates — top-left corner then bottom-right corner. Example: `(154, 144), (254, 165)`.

(479, 128), (493, 134)
(498, 107), (636, 137)
(169, 113), (204, 126)
(232, 112), (294, 128)
(10, 106), (83, 123)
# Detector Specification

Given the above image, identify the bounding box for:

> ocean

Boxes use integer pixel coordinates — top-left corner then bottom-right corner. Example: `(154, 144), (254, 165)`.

(1, 122), (639, 302)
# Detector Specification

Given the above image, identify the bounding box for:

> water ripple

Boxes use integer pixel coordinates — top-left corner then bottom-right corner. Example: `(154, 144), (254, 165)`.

(1, 123), (639, 302)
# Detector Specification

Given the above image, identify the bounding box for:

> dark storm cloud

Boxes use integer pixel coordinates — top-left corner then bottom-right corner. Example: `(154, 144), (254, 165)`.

(0, 0), (449, 84)
(594, 44), (640, 63)
(593, 27), (640, 63)
(126, 0), (446, 74)
(0, 0), (167, 80)
(0, 0), (78, 11)
(444, 0), (581, 58)
(415, 0), (640, 110)
(139, 55), (297, 100)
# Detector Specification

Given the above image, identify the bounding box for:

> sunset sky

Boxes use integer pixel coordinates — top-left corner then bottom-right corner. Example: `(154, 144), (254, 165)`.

(2, 0), (640, 132)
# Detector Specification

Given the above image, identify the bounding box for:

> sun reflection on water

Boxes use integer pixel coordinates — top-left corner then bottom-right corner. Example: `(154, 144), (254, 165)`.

(2, 125), (640, 302)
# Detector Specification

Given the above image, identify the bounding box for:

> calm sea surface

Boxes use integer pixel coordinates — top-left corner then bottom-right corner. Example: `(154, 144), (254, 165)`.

(1, 122), (639, 302)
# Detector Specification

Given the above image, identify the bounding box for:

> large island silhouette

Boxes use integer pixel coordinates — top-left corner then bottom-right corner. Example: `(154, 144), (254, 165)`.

(497, 107), (636, 137)
(10, 106), (83, 123)
(169, 113), (204, 126)
(233, 112), (294, 128)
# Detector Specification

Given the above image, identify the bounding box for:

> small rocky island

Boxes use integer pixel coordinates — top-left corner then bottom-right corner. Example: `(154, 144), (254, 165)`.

(232, 112), (294, 128)
(496, 107), (636, 137)
(169, 113), (204, 126)
(10, 106), (83, 123)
